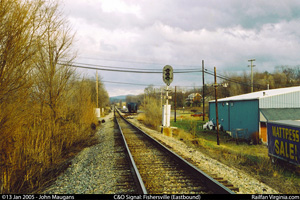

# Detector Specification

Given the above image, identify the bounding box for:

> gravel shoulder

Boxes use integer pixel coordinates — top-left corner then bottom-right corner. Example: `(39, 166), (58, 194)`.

(43, 112), (128, 194)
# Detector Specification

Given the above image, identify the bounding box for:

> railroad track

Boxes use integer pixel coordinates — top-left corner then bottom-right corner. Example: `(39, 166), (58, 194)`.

(115, 108), (235, 194)
(112, 116), (147, 194)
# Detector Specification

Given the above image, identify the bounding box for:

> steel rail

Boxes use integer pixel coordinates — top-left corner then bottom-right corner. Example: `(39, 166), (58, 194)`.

(116, 108), (235, 194)
(114, 109), (148, 194)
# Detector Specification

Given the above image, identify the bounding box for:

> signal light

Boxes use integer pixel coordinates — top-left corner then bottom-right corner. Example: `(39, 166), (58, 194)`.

(163, 65), (173, 86)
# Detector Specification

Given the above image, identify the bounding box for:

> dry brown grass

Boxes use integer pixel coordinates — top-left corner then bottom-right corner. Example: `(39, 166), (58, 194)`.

(137, 113), (146, 122)
(172, 128), (195, 141)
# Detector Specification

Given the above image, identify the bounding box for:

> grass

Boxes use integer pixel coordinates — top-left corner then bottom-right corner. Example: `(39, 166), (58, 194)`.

(169, 112), (300, 194)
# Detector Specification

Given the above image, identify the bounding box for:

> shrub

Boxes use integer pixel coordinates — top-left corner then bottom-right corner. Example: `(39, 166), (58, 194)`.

(137, 113), (146, 121)
(143, 97), (162, 130)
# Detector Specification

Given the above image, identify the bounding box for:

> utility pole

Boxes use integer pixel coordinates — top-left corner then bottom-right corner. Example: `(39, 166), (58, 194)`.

(95, 70), (101, 119)
(174, 86), (177, 122)
(96, 70), (99, 108)
(248, 59), (256, 93)
(214, 67), (220, 145)
(202, 60), (205, 121)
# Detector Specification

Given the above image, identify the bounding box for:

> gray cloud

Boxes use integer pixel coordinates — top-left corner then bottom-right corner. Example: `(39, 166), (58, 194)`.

(62, 0), (300, 96)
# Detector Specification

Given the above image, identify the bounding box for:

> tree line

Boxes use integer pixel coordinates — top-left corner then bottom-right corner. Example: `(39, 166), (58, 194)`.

(126, 65), (300, 110)
(217, 66), (300, 99)
(0, 0), (108, 193)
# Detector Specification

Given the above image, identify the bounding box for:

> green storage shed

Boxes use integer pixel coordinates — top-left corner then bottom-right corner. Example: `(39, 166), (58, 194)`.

(209, 86), (300, 141)
(209, 99), (259, 140)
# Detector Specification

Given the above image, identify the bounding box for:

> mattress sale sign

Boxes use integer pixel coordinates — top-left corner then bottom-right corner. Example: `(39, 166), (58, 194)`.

(267, 122), (300, 165)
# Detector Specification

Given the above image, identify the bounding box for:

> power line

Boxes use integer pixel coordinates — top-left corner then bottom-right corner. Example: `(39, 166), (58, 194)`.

(72, 62), (200, 71)
(63, 63), (202, 74)
(63, 61), (265, 90)
(68, 63), (158, 73)
(75, 56), (203, 68)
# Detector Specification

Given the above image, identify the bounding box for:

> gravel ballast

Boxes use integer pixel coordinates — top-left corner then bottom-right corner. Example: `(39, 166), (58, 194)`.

(43, 112), (136, 194)
(43, 111), (279, 194)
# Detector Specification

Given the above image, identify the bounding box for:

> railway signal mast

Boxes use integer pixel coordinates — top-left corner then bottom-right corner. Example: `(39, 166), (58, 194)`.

(162, 65), (173, 128)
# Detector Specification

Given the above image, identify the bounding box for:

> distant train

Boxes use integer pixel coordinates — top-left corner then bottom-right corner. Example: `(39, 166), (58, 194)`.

(127, 102), (138, 113)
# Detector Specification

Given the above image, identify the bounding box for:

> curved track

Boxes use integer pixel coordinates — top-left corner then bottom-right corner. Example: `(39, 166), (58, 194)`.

(115, 108), (235, 194)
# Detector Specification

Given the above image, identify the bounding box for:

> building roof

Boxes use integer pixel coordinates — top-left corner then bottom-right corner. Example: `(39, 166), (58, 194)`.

(260, 108), (300, 121)
(210, 86), (300, 102)
(268, 120), (300, 128)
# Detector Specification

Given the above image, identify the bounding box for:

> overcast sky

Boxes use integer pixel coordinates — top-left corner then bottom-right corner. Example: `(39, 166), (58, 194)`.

(61, 0), (300, 97)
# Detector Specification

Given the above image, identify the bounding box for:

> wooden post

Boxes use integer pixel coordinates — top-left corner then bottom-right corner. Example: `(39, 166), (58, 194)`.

(248, 59), (255, 93)
(214, 67), (220, 145)
(174, 86), (177, 122)
(202, 60), (205, 121)
(96, 70), (99, 108)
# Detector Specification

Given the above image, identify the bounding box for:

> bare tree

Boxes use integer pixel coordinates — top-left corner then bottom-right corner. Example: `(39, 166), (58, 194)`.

(0, 0), (47, 102)
(32, 0), (76, 163)
(0, 0), (109, 193)
(0, 0), (48, 192)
